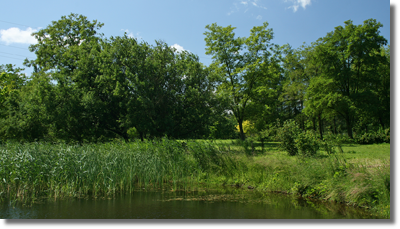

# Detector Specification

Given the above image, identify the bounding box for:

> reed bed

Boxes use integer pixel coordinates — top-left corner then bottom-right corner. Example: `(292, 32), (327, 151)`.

(0, 139), (390, 218)
(0, 139), (238, 203)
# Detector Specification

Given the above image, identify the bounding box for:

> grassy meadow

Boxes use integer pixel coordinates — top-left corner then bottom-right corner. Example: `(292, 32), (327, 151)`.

(0, 139), (390, 218)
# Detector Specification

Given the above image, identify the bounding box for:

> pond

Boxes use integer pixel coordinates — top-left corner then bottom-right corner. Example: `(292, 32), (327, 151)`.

(0, 188), (375, 219)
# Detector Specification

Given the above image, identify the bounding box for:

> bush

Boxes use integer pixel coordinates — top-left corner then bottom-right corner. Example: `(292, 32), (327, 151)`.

(356, 128), (390, 144)
(295, 130), (320, 157)
(277, 120), (355, 157)
(334, 134), (355, 144)
(321, 132), (344, 154)
(276, 120), (300, 156)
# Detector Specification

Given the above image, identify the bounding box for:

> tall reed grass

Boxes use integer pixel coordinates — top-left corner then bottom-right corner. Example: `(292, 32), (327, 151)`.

(0, 139), (236, 203)
(0, 139), (390, 218)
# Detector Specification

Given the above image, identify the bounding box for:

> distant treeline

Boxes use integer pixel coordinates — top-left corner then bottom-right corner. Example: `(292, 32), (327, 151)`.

(0, 14), (390, 143)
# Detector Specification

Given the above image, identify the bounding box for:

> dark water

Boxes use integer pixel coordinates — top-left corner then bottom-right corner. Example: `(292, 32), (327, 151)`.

(0, 189), (375, 219)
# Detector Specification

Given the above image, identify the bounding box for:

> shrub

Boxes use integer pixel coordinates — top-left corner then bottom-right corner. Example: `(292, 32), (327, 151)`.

(276, 120), (301, 156)
(334, 134), (355, 144)
(277, 120), (353, 157)
(277, 120), (327, 157)
(295, 130), (320, 157)
(321, 132), (344, 154)
(356, 128), (390, 144)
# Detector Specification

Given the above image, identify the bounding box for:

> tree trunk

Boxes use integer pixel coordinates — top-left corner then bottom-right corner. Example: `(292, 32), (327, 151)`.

(139, 132), (144, 142)
(345, 116), (353, 139)
(238, 120), (245, 141)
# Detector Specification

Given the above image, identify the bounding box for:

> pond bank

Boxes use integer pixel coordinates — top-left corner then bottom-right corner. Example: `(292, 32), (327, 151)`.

(0, 140), (390, 218)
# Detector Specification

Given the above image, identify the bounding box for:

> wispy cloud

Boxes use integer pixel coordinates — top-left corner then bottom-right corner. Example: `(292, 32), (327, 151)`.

(285, 0), (312, 12)
(227, 2), (240, 15)
(240, 0), (267, 9)
(0, 27), (37, 45)
(228, 0), (267, 15)
(256, 15), (262, 20)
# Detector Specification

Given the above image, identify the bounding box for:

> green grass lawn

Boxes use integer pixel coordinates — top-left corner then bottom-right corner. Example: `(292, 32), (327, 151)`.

(193, 139), (390, 166)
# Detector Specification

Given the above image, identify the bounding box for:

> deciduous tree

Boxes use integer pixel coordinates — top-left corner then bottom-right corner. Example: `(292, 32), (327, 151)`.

(204, 22), (278, 140)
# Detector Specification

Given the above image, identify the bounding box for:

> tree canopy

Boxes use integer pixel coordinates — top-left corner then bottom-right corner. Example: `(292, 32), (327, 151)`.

(0, 14), (390, 143)
(204, 22), (281, 140)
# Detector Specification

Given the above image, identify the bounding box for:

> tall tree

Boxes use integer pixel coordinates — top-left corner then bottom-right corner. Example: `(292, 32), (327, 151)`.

(204, 22), (277, 140)
(22, 14), (119, 142)
(305, 19), (387, 138)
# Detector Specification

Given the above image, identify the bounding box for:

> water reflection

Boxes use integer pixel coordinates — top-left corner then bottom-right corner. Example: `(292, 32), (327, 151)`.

(0, 189), (375, 219)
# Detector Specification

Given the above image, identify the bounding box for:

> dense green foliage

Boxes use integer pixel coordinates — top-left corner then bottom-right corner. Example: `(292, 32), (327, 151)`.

(276, 119), (300, 156)
(1, 14), (235, 142)
(276, 119), (332, 157)
(355, 128), (390, 144)
(0, 14), (390, 143)
(204, 22), (281, 141)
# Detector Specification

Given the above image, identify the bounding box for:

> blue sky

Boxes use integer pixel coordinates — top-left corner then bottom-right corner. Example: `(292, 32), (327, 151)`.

(0, 0), (391, 74)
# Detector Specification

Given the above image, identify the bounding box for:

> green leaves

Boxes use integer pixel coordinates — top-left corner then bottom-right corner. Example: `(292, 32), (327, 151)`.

(12, 14), (217, 142)
(297, 19), (389, 138)
(204, 21), (279, 140)
(26, 13), (103, 74)
(0, 65), (26, 106)
(0, 14), (390, 143)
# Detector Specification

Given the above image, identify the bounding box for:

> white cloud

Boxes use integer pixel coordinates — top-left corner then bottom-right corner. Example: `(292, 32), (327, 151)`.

(0, 27), (37, 45)
(285, 0), (312, 12)
(299, 0), (311, 8)
(170, 44), (186, 53)
(256, 15), (262, 20)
